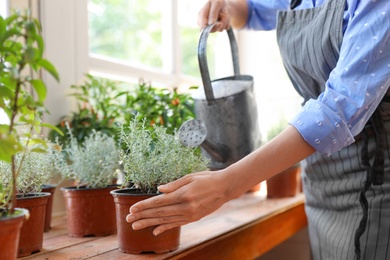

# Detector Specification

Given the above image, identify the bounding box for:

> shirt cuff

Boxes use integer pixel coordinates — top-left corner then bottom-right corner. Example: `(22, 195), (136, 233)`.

(289, 99), (355, 155)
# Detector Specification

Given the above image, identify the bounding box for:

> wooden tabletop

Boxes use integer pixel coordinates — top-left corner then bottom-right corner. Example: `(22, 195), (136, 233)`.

(21, 192), (307, 260)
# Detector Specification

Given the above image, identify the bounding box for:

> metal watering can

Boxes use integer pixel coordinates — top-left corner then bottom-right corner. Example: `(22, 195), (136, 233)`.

(179, 23), (261, 170)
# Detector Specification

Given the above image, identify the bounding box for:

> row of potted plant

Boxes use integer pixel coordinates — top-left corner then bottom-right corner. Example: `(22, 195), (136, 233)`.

(0, 9), (61, 259)
(1, 8), (207, 258)
(48, 75), (197, 149)
(48, 118), (208, 254)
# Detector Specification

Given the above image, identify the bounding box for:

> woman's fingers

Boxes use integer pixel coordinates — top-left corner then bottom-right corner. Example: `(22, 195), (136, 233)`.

(126, 171), (229, 234)
(197, 1), (212, 29)
(157, 174), (195, 193)
(198, 0), (230, 31)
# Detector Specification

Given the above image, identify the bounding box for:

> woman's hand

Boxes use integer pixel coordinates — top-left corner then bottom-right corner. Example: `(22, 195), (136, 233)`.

(198, 0), (249, 31)
(198, 0), (231, 31)
(126, 171), (230, 236)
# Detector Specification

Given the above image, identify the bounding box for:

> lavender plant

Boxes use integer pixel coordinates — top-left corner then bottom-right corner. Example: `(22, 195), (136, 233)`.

(0, 142), (64, 195)
(119, 119), (209, 194)
(58, 130), (120, 188)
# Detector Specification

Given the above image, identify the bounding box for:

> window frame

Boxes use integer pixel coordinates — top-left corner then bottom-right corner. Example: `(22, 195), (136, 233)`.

(87, 0), (202, 88)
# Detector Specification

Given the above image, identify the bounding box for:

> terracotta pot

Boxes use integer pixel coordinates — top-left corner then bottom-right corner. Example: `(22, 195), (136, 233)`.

(266, 164), (301, 198)
(61, 186), (117, 237)
(0, 208), (29, 260)
(16, 192), (51, 257)
(41, 184), (56, 232)
(111, 188), (181, 254)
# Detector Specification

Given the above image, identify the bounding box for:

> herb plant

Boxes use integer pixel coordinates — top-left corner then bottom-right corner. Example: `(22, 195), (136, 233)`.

(0, 142), (63, 195)
(0, 10), (60, 216)
(58, 130), (120, 188)
(119, 118), (209, 194)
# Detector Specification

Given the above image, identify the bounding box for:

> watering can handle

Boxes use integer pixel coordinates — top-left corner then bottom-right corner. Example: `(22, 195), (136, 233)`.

(198, 23), (240, 101)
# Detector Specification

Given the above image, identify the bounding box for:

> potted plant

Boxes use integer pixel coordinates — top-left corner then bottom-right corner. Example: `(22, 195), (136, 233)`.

(0, 181), (28, 260)
(121, 79), (196, 135)
(58, 129), (120, 237)
(0, 9), (60, 259)
(48, 74), (120, 148)
(0, 142), (63, 257)
(49, 77), (197, 148)
(265, 118), (301, 198)
(111, 118), (209, 254)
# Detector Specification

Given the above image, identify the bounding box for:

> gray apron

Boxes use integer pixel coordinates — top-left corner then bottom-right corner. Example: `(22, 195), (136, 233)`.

(276, 0), (390, 259)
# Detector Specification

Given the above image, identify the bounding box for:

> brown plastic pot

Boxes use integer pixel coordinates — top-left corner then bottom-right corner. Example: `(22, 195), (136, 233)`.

(266, 164), (301, 198)
(16, 192), (51, 257)
(111, 188), (181, 254)
(0, 208), (29, 260)
(41, 184), (56, 232)
(61, 186), (117, 237)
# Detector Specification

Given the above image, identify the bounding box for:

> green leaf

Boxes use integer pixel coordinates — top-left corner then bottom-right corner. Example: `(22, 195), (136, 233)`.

(0, 28), (20, 44)
(41, 123), (64, 136)
(37, 59), (59, 81)
(30, 147), (47, 153)
(35, 34), (44, 57)
(0, 124), (10, 134)
(5, 13), (19, 26)
(23, 47), (38, 62)
(0, 137), (23, 163)
(30, 79), (47, 102)
(0, 16), (6, 39)
(0, 86), (14, 99)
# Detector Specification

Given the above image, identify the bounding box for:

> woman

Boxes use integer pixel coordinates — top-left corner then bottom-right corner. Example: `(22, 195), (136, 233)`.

(126, 1), (390, 259)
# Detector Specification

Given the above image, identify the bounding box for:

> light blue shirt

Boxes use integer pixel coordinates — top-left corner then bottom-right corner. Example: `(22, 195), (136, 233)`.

(246, 0), (390, 155)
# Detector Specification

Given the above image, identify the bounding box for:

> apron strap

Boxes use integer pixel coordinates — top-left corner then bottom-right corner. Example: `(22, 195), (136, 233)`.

(354, 105), (386, 259)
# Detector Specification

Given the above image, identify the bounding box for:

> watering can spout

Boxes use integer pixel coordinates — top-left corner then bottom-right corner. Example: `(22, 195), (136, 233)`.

(178, 119), (230, 164)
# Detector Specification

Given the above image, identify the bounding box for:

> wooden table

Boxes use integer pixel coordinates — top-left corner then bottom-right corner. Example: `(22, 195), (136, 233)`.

(21, 192), (306, 260)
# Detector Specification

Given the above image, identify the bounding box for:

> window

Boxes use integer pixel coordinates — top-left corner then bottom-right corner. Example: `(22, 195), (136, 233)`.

(0, 0), (9, 18)
(88, 0), (216, 88)
(37, 0), (301, 139)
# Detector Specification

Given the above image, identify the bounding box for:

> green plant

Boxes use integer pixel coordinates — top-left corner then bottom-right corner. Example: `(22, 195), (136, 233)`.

(49, 74), (119, 147)
(122, 79), (196, 135)
(119, 118), (209, 194)
(0, 142), (63, 195)
(58, 129), (120, 188)
(0, 10), (60, 216)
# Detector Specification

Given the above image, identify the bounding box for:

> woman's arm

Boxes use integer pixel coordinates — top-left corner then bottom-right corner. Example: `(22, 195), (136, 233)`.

(126, 125), (315, 236)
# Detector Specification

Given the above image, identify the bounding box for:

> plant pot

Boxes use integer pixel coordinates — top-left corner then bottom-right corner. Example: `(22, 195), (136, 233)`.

(0, 208), (29, 260)
(111, 188), (181, 254)
(266, 164), (301, 198)
(15, 192), (51, 257)
(61, 185), (117, 237)
(41, 184), (56, 232)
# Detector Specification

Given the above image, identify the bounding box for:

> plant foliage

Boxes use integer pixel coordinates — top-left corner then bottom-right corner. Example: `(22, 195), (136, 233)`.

(57, 129), (120, 188)
(121, 79), (196, 135)
(49, 76), (197, 150)
(119, 118), (209, 194)
(48, 74), (119, 147)
(0, 142), (63, 195)
(0, 10), (60, 216)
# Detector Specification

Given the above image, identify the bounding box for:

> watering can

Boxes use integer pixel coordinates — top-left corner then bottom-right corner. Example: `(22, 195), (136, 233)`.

(178, 23), (261, 170)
